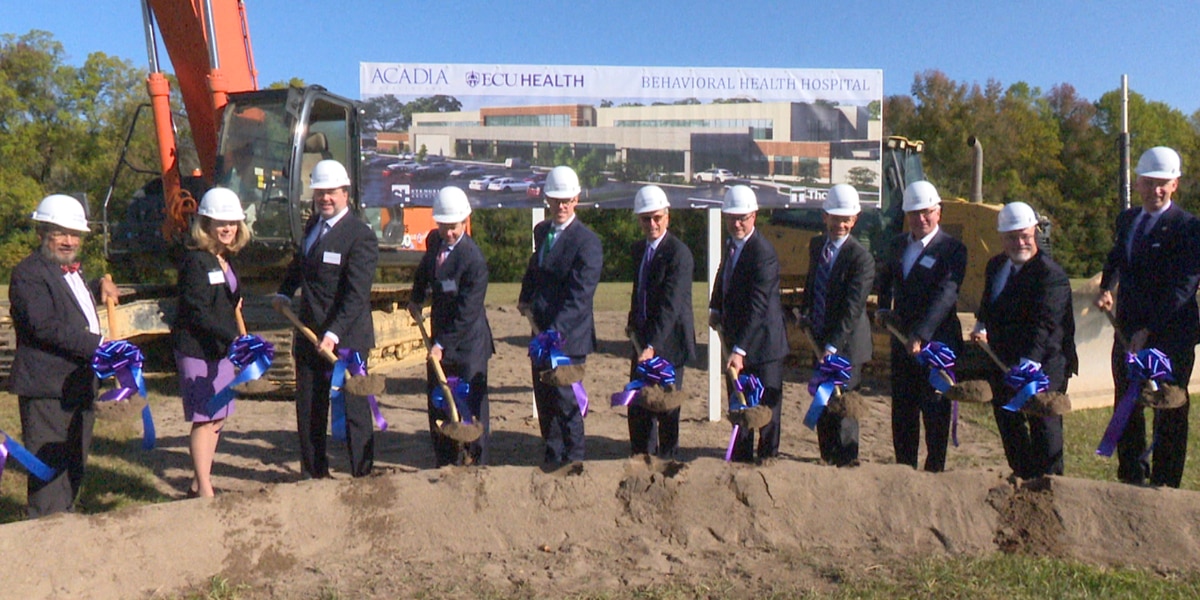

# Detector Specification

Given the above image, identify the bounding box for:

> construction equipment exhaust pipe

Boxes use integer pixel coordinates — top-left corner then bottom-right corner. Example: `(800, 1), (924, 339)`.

(967, 136), (983, 203)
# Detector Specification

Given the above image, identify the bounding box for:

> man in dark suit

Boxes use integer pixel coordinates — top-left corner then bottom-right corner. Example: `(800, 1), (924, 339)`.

(709, 185), (789, 463)
(1095, 146), (1200, 487)
(275, 159), (380, 478)
(519, 166), (603, 464)
(800, 184), (874, 467)
(876, 180), (967, 472)
(408, 186), (494, 466)
(10, 194), (118, 517)
(625, 185), (695, 458)
(973, 202), (1076, 479)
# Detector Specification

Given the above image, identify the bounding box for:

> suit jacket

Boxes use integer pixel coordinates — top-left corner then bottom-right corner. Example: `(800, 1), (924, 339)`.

(709, 230), (788, 365)
(277, 211), (378, 351)
(172, 249), (242, 361)
(800, 234), (874, 366)
(411, 230), (494, 367)
(877, 228), (967, 350)
(8, 251), (101, 401)
(519, 217), (603, 357)
(627, 231), (696, 367)
(977, 252), (1078, 389)
(1099, 204), (1200, 353)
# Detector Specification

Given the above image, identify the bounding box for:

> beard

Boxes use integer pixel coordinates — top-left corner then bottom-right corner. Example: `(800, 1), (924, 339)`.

(41, 242), (78, 266)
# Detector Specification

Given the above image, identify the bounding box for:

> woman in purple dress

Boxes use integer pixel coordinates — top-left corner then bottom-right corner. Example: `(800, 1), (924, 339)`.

(171, 188), (250, 498)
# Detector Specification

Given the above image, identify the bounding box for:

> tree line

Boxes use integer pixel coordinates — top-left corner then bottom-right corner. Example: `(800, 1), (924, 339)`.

(3, 32), (1199, 284)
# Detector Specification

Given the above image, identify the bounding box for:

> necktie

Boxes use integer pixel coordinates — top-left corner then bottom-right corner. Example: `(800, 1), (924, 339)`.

(437, 247), (450, 269)
(637, 244), (654, 323)
(902, 237), (922, 278)
(810, 241), (834, 333)
(539, 228), (558, 266)
(307, 221), (329, 254)
(61, 262), (81, 274)
(722, 241), (737, 290)
(1128, 214), (1151, 259)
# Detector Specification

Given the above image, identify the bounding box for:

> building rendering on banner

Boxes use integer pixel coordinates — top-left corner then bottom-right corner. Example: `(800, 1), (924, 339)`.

(408, 101), (880, 183)
(361, 63), (883, 191)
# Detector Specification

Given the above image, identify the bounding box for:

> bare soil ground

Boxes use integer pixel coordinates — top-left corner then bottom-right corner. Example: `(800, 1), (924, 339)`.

(3, 306), (1200, 599)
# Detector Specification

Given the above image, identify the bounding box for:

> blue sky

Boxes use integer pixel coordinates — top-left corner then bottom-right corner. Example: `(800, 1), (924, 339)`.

(3, 0), (1199, 115)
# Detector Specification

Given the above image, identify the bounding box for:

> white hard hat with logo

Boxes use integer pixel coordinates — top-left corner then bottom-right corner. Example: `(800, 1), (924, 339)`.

(433, 186), (472, 223)
(197, 187), (246, 221)
(902, 180), (941, 212)
(997, 202), (1038, 232)
(633, 185), (670, 214)
(31, 194), (90, 233)
(310, 159), (351, 189)
(1135, 146), (1182, 179)
(543, 165), (581, 199)
(823, 184), (861, 216)
(722, 185), (758, 214)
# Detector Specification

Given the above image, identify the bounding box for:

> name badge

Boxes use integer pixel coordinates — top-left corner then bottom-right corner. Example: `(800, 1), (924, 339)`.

(918, 256), (937, 269)
(323, 251), (342, 265)
(208, 270), (226, 285)
(438, 279), (458, 294)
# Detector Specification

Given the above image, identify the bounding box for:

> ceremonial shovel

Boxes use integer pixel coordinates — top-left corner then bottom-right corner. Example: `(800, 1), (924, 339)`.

(976, 340), (1071, 416)
(879, 317), (988, 403)
(625, 328), (681, 412)
(794, 322), (868, 420)
(1101, 308), (1187, 409)
(524, 311), (586, 386)
(230, 300), (276, 395)
(94, 274), (148, 421)
(274, 302), (384, 397)
(714, 329), (772, 430)
(414, 312), (483, 443)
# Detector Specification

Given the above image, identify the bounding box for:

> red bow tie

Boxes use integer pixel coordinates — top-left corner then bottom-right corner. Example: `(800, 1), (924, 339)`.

(61, 263), (81, 274)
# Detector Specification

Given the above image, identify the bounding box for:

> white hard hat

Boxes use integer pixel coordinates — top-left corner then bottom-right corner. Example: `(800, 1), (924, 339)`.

(997, 201), (1038, 233)
(197, 187), (246, 221)
(433, 186), (472, 223)
(902, 180), (941, 212)
(31, 194), (90, 233)
(543, 166), (581, 199)
(633, 185), (670, 214)
(823, 184), (861, 216)
(722, 185), (758, 215)
(1135, 146), (1182, 179)
(310, 159), (351, 190)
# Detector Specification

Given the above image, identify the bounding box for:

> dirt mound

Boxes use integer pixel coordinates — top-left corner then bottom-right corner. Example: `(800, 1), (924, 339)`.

(2, 306), (1200, 598)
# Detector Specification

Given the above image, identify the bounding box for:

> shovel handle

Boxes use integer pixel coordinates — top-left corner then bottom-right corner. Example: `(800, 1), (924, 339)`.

(725, 366), (747, 406)
(414, 313), (462, 424)
(234, 300), (247, 336)
(883, 322), (909, 346)
(977, 340), (1009, 372)
(274, 301), (338, 364)
(1101, 308), (1131, 349)
(627, 326), (644, 356)
(103, 274), (120, 339)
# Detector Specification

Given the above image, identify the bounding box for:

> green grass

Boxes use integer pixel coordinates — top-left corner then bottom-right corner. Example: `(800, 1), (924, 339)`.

(487, 281), (712, 333)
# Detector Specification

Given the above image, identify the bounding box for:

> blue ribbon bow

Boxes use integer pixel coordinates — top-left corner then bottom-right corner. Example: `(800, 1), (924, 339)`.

(92, 340), (154, 449)
(611, 356), (676, 407)
(207, 334), (275, 415)
(1097, 348), (1174, 457)
(431, 376), (474, 423)
(729, 373), (764, 412)
(330, 348), (389, 442)
(1001, 362), (1051, 412)
(917, 341), (957, 393)
(529, 329), (589, 416)
(804, 354), (852, 429)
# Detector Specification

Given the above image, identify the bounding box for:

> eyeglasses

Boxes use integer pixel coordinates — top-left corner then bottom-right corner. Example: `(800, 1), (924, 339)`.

(724, 213), (754, 224)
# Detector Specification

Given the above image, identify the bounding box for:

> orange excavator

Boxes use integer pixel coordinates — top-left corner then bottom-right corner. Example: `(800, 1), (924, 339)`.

(97, 0), (429, 387)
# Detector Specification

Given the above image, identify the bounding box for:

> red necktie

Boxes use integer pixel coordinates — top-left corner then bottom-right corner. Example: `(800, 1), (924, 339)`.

(61, 263), (81, 274)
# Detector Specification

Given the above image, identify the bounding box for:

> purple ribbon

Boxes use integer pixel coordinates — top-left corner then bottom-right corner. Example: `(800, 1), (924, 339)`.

(1097, 349), (1174, 457)
(330, 348), (388, 442)
(208, 334), (275, 415)
(804, 354), (852, 430)
(1001, 362), (1051, 412)
(92, 340), (154, 449)
(431, 376), (475, 423)
(610, 356), (676, 408)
